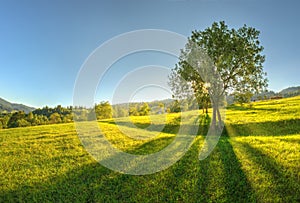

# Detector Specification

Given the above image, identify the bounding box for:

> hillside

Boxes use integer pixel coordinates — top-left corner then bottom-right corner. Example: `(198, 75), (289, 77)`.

(0, 96), (299, 202)
(279, 86), (300, 97)
(0, 97), (35, 113)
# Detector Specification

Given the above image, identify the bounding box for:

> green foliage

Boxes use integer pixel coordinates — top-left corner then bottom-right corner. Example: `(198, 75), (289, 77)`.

(128, 103), (151, 116)
(0, 114), (10, 129)
(170, 21), (268, 128)
(138, 103), (150, 116)
(7, 111), (26, 128)
(233, 91), (253, 105)
(112, 105), (127, 118)
(49, 112), (62, 124)
(16, 118), (31, 127)
(95, 101), (112, 120)
(129, 104), (139, 116)
(190, 21), (268, 95)
(170, 100), (181, 113)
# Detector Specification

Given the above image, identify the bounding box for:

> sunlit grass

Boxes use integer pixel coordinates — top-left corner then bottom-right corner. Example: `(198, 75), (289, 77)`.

(231, 135), (300, 202)
(225, 96), (300, 136)
(0, 96), (299, 202)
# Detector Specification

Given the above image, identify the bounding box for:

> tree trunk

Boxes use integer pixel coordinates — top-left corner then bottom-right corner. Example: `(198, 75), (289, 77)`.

(211, 104), (217, 128)
(216, 107), (222, 127)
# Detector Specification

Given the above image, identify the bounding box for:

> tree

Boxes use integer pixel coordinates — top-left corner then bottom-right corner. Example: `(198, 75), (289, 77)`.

(129, 104), (139, 116)
(7, 111), (26, 128)
(16, 118), (31, 127)
(27, 112), (34, 124)
(112, 105), (127, 118)
(170, 21), (268, 129)
(234, 91), (253, 105)
(49, 112), (62, 124)
(95, 101), (112, 120)
(170, 100), (181, 113)
(62, 113), (73, 123)
(0, 114), (11, 129)
(138, 103), (150, 116)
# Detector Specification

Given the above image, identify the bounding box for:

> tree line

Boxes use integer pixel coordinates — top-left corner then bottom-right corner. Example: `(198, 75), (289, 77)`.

(0, 98), (208, 129)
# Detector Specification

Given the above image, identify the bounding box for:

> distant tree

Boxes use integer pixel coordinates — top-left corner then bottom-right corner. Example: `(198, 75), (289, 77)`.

(112, 105), (127, 118)
(170, 21), (268, 128)
(62, 113), (73, 123)
(16, 118), (31, 127)
(138, 103), (150, 116)
(129, 105), (139, 116)
(156, 102), (165, 114)
(95, 101), (112, 120)
(234, 91), (253, 105)
(0, 114), (11, 129)
(170, 100), (181, 113)
(27, 112), (34, 124)
(49, 112), (62, 124)
(7, 111), (26, 128)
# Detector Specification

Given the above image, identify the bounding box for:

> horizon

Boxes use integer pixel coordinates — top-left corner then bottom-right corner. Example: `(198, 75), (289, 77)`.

(1, 85), (300, 109)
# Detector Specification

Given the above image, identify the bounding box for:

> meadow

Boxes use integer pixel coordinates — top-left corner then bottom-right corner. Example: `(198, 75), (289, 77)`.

(0, 96), (300, 202)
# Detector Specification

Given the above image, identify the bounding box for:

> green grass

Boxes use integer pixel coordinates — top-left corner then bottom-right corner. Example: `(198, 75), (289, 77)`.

(0, 97), (300, 202)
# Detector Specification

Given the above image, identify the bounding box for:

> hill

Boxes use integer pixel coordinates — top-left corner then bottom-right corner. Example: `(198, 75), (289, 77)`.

(279, 86), (300, 97)
(226, 86), (300, 104)
(0, 97), (35, 113)
(0, 96), (299, 202)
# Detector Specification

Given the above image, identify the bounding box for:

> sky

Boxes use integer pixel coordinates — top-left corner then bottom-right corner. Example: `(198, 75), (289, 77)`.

(0, 0), (299, 108)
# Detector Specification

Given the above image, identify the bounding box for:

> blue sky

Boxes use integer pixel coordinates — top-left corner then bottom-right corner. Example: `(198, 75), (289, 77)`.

(0, 0), (299, 108)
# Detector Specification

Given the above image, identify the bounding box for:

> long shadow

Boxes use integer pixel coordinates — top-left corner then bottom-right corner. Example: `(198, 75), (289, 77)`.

(193, 137), (257, 202)
(0, 115), (261, 202)
(0, 162), (112, 202)
(278, 137), (300, 145)
(127, 136), (175, 154)
(238, 141), (300, 202)
(227, 105), (280, 112)
(217, 137), (257, 202)
(0, 138), (258, 203)
(226, 118), (300, 136)
(99, 115), (181, 134)
(100, 114), (211, 137)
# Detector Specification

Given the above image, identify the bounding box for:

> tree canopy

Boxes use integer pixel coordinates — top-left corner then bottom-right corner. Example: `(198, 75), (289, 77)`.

(169, 21), (268, 129)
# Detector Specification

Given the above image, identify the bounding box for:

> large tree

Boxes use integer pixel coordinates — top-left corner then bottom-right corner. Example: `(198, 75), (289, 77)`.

(170, 21), (268, 129)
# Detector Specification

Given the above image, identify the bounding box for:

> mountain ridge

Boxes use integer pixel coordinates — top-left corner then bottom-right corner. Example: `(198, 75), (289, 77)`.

(1, 86), (299, 113)
(0, 97), (35, 113)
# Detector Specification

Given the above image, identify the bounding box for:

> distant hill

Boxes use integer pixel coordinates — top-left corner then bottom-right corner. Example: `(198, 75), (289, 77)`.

(227, 86), (300, 104)
(279, 86), (300, 97)
(0, 97), (35, 113)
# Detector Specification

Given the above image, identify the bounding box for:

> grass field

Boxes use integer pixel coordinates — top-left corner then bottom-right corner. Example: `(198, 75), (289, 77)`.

(0, 97), (300, 202)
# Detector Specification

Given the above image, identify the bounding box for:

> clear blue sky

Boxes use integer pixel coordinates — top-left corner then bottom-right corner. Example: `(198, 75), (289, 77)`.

(1, 0), (299, 108)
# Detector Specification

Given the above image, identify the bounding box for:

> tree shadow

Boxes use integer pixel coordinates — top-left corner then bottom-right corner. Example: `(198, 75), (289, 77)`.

(227, 105), (281, 113)
(194, 137), (257, 202)
(226, 118), (300, 136)
(99, 115), (182, 135)
(99, 113), (211, 136)
(277, 137), (300, 145)
(0, 138), (258, 202)
(237, 141), (300, 202)
(1, 114), (260, 202)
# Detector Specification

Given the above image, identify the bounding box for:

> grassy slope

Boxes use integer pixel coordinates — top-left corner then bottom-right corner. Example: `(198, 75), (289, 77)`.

(0, 97), (300, 202)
